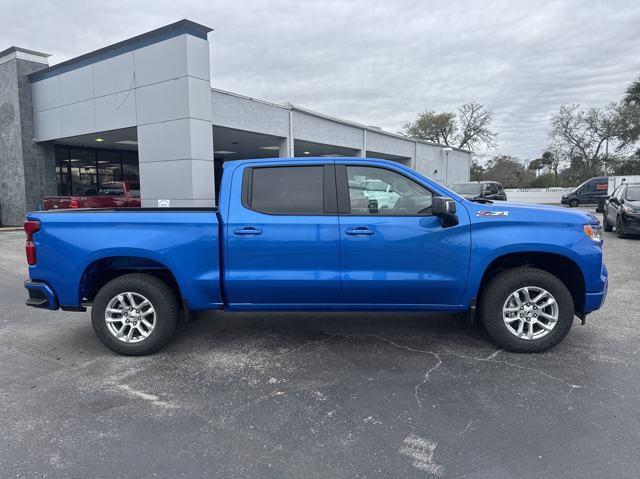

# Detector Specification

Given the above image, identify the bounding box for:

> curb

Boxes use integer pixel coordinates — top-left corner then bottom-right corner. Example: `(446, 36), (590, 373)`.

(0, 227), (23, 232)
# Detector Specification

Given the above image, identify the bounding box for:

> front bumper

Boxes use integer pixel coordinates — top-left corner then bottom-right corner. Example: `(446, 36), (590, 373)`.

(622, 213), (640, 234)
(24, 280), (59, 310)
(584, 263), (608, 314)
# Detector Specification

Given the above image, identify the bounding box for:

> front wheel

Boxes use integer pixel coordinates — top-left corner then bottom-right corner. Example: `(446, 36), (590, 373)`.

(91, 273), (178, 356)
(616, 216), (627, 239)
(479, 267), (574, 353)
(603, 212), (613, 232)
(568, 199), (579, 208)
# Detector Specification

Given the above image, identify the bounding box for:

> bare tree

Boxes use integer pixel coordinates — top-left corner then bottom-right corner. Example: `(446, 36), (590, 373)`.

(548, 104), (627, 175)
(456, 103), (498, 152)
(403, 103), (497, 153)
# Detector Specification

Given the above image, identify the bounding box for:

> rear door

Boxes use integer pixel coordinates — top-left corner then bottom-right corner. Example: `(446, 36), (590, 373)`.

(336, 162), (471, 308)
(224, 162), (341, 307)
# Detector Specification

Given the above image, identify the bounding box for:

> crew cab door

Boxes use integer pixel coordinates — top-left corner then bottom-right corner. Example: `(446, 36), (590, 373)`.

(224, 162), (341, 307)
(336, 162), (471, 307)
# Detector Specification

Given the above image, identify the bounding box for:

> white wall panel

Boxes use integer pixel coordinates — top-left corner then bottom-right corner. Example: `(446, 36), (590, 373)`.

(133, 35), (187, 87)
(187, 77), (212, 121)
(60, 100), (95, 137)
(95, 90), (136, 131)
(33, 107), (61, 140)
(31, 77), (60, 112)
(135, 77), (189, 125)
(93, 52), (135, 97)
(186, 35), (211, 81)
(137, 118), (193, 163)
(58, 65), (94, 104)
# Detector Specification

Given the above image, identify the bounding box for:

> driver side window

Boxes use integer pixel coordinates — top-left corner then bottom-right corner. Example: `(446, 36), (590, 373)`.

(346, 166), (433, 215)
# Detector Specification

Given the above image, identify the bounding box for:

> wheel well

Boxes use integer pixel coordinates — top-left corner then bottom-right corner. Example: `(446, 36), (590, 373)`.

(477, 252), (586, 313)
(79, 256), (182, 305)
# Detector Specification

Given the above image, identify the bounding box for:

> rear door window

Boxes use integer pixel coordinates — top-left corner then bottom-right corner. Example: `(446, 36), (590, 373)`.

(246, 166), (324, 215)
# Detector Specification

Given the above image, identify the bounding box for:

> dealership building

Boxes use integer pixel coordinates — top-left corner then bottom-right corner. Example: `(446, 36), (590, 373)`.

(0, 19), (471, 226)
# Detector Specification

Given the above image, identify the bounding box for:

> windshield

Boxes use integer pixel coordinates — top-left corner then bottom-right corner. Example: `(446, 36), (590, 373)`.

(626, 185), (640, 201)
(451, 183), (481, 195)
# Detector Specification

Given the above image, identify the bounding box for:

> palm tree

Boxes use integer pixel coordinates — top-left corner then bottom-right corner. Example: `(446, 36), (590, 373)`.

(624, 79), (640, 106)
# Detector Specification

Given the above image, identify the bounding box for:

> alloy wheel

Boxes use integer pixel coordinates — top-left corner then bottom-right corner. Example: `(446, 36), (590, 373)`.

(502, 286), (559, 340)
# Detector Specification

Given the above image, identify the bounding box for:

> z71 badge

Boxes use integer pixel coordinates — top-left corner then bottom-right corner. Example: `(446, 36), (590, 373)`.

(477, 211), (509, 217)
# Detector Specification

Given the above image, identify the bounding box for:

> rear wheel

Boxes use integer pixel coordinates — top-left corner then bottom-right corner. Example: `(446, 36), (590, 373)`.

(479, 267), (574, 353)
(91, 273), (178, 356)
(602, 212), (613, 232)
(569, 199), (579, 208)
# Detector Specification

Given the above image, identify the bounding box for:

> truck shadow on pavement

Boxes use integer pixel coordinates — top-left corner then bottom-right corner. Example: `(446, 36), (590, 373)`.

(170, 311), (492, 356)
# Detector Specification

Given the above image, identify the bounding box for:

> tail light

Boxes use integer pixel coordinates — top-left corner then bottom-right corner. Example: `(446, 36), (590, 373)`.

(69, 199), (79, 208)
(24, 220), (40, 265)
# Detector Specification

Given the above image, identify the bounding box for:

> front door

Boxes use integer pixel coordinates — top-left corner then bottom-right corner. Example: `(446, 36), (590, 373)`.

(225, 163), (341, 307)
(337, 163), (471, 308)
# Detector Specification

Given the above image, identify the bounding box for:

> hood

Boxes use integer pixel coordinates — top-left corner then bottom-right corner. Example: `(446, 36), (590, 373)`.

(464, 200), (599, 225)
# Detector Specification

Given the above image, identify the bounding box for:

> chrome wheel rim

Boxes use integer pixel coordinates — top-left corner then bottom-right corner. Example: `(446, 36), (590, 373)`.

(105, 292), (156, 343)
(502, 286), (559, 340)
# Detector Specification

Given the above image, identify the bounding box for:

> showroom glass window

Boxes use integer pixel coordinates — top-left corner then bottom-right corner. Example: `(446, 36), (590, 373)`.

(346, 166), (433, 215)
(54, 146), (139, 195)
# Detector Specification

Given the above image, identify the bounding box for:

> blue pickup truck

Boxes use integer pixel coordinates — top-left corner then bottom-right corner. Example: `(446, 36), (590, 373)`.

(24, 158), (608, 356)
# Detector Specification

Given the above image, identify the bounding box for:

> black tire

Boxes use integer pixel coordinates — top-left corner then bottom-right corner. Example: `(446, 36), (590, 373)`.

(479, 267), (575, 353)
(602, 212), (613, 232)
(569, 199), (579, 208)
(616, 216), (627, 239)
(91, 273), (178, 356)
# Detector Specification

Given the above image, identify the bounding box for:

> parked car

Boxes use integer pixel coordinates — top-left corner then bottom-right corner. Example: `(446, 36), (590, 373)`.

(24, 158), (607, 356)
(596, 176), (640, 212)
(450, 181), (507, 201)
(602, 183), (640, 238)
(561, 176), (608, 207)
(43, 181), (140, 210)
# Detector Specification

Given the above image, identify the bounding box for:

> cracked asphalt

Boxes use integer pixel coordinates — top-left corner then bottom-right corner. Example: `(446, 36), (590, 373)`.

(1, 207), (639, 478)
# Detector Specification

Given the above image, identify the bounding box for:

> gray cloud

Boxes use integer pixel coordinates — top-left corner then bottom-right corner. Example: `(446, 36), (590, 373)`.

(2, 0), (639, 160)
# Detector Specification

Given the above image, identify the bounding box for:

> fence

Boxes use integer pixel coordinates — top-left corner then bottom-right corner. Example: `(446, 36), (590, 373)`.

(503, 188), (573, 204)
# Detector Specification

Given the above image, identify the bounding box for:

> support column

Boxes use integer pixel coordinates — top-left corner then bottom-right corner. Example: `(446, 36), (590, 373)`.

(278, 137), (289, 158)
(361, 130), (367, 157)
(136, 33), (215, 207)
(0, 47), (55, 225)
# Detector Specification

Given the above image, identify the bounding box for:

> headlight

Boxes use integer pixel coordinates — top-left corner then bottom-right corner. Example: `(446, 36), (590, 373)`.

(583, 224), (603, 243)
(622, 204), (635, 214)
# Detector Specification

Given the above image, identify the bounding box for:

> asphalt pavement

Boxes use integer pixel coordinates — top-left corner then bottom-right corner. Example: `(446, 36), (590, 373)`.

(1, 208), (639, 478)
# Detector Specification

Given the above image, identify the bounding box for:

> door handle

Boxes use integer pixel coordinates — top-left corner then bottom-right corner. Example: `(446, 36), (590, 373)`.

(233, 227), (263, 236)
(345, 227), (375, 235)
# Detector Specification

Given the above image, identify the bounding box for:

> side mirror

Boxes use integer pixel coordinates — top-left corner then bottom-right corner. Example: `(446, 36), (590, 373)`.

(432, 196), (459, 228)
(610, 197), (619, 205)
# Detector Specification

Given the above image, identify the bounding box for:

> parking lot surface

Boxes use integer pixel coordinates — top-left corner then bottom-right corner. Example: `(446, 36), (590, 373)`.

(1, 208), (639, 478)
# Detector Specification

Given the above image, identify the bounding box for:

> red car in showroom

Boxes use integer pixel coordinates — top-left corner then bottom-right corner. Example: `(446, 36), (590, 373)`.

(43, 181), (140, 210)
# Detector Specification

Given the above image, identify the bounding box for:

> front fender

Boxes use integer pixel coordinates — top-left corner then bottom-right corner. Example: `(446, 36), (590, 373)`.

(462, 221), (603, 309)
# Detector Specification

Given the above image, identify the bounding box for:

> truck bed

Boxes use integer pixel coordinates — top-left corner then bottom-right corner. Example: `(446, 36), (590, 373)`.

(26, 208), (222, 310)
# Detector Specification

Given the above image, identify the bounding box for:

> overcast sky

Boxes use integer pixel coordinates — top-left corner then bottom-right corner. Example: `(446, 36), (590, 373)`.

(2, 0), (639, 161)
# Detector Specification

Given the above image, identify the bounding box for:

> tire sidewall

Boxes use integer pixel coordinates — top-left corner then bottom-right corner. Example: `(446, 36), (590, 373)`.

(91, 274), (178, 356)
(569, 199), (579, 207)
(480, 268), (575, 353)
